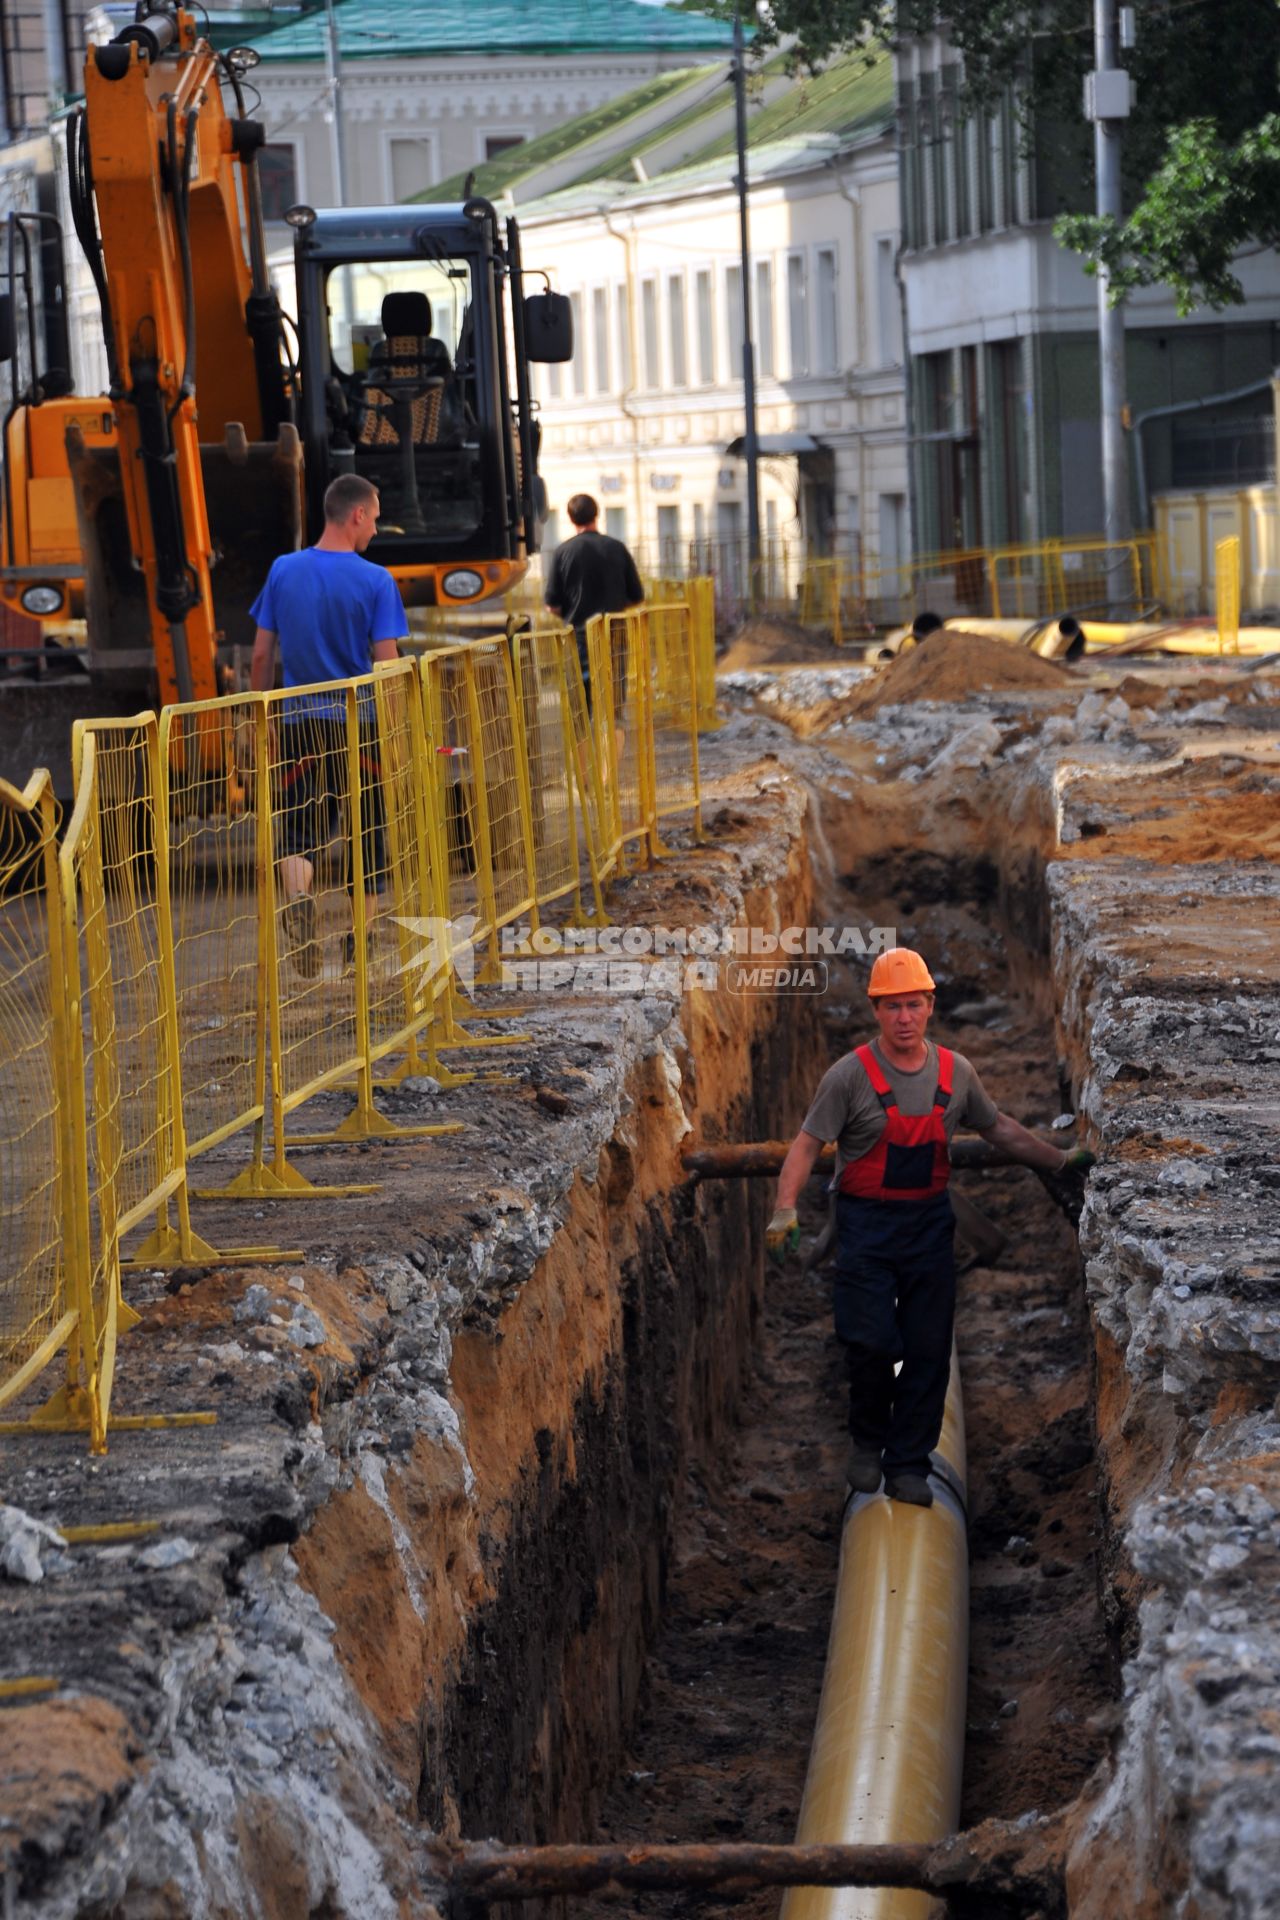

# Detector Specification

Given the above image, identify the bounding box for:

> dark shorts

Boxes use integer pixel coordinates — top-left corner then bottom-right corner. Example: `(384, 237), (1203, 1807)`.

(575, 624), (627, 721)
(275, 717), (386, 892)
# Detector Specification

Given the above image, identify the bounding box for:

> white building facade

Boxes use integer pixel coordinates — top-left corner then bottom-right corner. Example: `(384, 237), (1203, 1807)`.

(520, 128), (906, 596)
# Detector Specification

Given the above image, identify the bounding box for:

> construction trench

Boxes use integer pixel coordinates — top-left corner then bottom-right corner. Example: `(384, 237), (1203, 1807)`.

(3, 632), (1279, 1919)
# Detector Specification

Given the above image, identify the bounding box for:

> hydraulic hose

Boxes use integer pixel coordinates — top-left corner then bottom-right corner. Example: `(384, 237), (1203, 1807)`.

(781, 1354), (969, 1920)
(66, 109), (120, 393)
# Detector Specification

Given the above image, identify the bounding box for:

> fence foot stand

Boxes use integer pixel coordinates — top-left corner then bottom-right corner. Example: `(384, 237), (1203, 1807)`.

(122, 1221), (301, 1269)
(319, 1099), (465, 1143)
(196, 1158), (381, 1203)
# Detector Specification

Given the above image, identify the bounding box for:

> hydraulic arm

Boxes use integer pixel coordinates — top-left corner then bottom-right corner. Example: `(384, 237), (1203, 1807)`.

(69, 5), (290, 705)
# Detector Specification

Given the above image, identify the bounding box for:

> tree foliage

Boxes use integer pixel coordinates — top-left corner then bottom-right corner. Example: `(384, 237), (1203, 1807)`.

(686, 1), (1280, 312)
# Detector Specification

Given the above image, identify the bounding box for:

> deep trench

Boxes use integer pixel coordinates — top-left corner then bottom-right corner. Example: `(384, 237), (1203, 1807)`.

(450, 825), (1120, 1916)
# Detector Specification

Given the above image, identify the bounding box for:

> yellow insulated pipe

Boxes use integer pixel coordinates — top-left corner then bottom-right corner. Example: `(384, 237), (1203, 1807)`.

(781, 1357), (968, 1920)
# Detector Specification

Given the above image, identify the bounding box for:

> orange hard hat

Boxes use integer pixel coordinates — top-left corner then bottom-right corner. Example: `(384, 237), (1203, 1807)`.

(868, 947), (936, 998)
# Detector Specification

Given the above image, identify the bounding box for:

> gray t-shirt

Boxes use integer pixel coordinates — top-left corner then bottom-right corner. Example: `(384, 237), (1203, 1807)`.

(801, 1039), (999, 1174)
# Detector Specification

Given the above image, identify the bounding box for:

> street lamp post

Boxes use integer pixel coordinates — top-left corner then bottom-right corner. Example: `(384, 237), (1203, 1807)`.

(732, 2), (761, 581)
(1086, 0), (1132, 551)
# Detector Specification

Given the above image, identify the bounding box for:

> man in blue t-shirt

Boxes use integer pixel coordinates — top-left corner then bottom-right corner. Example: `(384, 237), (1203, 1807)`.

(250, 473), (408, 977)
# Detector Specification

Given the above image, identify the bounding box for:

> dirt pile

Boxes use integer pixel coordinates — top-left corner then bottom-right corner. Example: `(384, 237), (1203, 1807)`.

(719, 617), (845, 671)
(846, 629), (1076, 714)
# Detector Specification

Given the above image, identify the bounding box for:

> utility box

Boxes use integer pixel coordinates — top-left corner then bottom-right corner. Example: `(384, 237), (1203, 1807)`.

(1084, 68), (1134, 120)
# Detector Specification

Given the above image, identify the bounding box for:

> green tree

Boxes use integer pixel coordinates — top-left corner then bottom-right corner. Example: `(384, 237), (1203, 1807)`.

(689, 1), (1280, 312)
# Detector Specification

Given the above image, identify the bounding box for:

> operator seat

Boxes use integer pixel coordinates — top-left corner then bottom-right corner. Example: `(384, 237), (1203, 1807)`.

(356, 291), (453, 448)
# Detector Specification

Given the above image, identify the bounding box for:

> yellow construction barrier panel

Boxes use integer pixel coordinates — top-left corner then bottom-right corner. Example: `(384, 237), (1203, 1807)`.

(1216, 535), (1241, 656)
(71, 715), (284, 1264)
(0, 769), (109, 1453)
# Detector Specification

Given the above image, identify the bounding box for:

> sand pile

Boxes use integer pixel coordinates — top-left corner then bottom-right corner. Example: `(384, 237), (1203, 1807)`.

(845, 629), (1076, 714)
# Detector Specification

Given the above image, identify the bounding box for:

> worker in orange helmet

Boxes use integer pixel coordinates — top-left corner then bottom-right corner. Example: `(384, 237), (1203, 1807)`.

(766, 947), (1095, 1507)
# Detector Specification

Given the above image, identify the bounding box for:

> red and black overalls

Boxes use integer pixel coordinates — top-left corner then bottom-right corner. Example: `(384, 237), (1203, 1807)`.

(833, 1044), (957, 1482)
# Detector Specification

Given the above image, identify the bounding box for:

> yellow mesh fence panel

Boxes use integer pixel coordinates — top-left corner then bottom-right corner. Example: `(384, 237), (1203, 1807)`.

(645, 603), (702, 835)
(1216, 536), (1241, 655)
(264, 681), (366, 1120)
(420, 647), (494, 956)
(511, 628), (578, 911)
(555, 626), (617, 899)
(466, 640), (537, 936)
(367, 661), (442, 1066)
(510, 626), (613, 920)
(74, 717), (183, 1249)
(161, 702), (267, 1160)
(589, 613), (649, 869)
(0, 772), (83, 1420)
(685, 575), (720, 729)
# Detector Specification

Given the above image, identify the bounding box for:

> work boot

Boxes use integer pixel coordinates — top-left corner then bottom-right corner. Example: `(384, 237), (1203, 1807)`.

(282, 893), (320, 980)
(885, 1473), (933, 1508)
(845, 1445), (883, 1494)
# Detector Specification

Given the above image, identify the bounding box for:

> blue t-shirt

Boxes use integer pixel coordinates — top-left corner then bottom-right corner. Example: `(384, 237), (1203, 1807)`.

(250, 548), (407, 721)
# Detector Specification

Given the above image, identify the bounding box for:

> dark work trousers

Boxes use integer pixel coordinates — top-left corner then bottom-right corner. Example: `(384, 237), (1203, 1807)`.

(833, 1191), (956, 1480)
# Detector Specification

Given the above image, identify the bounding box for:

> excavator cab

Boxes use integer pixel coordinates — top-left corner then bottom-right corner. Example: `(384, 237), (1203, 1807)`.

(291, 202), (570, 610)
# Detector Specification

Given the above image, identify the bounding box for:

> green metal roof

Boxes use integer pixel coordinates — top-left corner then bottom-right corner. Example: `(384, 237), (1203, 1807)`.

(681, 46), (894, 165)
(425, 64), (719, 202)
(239, 0), (736, 64)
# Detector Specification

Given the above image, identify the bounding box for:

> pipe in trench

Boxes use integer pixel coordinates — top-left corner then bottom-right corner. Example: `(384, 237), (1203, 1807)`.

(781, 1354), (969, 1920)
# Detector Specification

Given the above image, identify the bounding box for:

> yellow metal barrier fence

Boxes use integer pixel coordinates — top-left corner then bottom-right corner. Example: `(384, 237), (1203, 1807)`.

(0, 769), (110, 1452)
(262, 666), (462, 1154)
(643, 603), (703, 846)
(71, 715), (277, 1268)
(510, 626), (611, 925)
(1216, 535), (1241, 655)
(2, 607), (717, 1445)
(589, 611), (653, 872)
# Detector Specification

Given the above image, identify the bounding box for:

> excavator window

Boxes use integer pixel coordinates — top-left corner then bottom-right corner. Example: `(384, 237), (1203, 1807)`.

(323, 256), (481, 544)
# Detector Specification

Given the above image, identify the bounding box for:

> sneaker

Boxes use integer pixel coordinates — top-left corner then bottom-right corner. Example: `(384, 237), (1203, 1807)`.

(885, 1473), (933, 1508)
(846, 1446), (883, 1494)
(282, 894), (319, 979)
(342, 931), (374, 974)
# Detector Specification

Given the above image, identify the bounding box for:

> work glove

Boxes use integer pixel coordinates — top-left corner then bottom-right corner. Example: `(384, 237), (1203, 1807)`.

(1060, 1147), (1096, 1176)
(766, 1207), (800, 1265)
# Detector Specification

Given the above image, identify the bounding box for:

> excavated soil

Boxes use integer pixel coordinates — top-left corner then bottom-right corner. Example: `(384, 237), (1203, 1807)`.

(578, 867), (1111, 1917)
(1058, 750), (1280, 864)
(717, 618), (847, 672)
(844, 631), (1078, 714)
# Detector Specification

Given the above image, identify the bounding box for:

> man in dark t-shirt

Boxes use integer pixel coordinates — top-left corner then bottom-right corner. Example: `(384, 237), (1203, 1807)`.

(544, 492), (644, 717)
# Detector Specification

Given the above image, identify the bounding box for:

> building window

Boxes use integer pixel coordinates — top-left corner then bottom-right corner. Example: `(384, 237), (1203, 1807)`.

(815, 247), (838, 372)
(667, 274), (687, 389)
(875, 236), (900, 367)
(693, 500), (706, 568)
(787, 253), (808, 376)
(387, 136), (435, 203)
(543, 510), (560, 553)
(726, 264), (743, 380)
(545, 359), (562, 400)
(569, 292), (585, 396)
(658, 503), (680, 572)
(755, 259), (774, 378)
(641, 277), (660, 390)
(616, 284), (631, 390)
(607, 506), (627, 544)
(998, 91), (1018, 225)
(484, 134), (525, 161)
(694, 269), (714, 384)
(592, 287), (611, 394)
(259, 143), (299, 222)
(947, 72), (972, 238)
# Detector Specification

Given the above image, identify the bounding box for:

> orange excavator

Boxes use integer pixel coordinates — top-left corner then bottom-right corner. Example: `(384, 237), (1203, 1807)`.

(0, 3), (568, 764)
